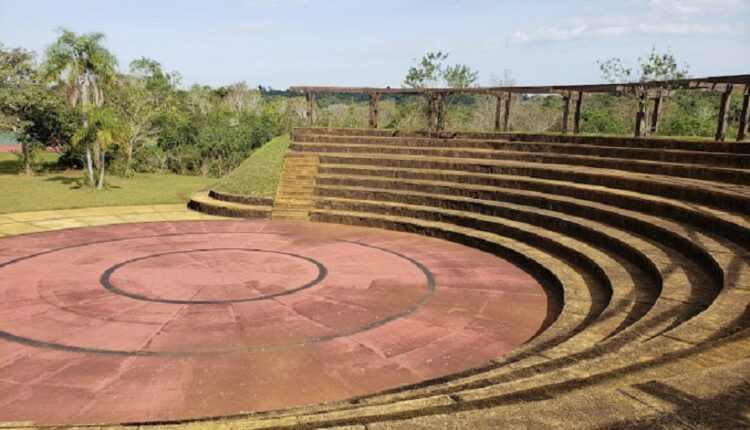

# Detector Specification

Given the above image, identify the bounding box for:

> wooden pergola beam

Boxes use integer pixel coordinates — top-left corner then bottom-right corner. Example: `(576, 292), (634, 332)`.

(291, 74), (750, 97)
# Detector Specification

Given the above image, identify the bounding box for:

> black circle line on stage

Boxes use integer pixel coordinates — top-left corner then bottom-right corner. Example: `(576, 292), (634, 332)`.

(100, 248), (327, 305)
(0, 230), (436, 357)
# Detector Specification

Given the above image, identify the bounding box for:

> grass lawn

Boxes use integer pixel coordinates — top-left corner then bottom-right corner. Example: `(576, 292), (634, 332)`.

(0, 152), (216, 213)
(212, 134), (290, 197)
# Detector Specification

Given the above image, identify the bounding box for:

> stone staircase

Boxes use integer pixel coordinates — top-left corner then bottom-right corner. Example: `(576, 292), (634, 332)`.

(173, 127), (750, 428)
(271, 153), (320, 220)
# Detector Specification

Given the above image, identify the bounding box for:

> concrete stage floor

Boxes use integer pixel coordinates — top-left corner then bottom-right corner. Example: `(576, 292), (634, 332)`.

(0, 217), (550, 425)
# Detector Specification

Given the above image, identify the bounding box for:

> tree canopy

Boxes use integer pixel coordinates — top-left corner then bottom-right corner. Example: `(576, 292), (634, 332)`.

(0, 43), (76, 175)
(598, 47), (689, 84)
(404, 52), (479, 88)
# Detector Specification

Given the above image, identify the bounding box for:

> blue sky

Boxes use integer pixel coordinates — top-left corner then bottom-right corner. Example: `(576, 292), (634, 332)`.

(1, 0), (748, 89)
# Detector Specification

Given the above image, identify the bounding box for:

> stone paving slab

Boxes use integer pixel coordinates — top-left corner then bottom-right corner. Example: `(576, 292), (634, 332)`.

(0, 210), (550, 426)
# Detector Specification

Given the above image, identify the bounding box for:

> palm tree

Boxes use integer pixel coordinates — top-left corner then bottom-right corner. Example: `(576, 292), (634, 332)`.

(72, 106), (124, 189)
(40, 29), (117, 187)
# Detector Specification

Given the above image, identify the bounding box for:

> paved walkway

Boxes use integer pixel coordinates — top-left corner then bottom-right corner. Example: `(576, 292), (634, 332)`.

(0, 204), (224, 237)
(0, 207), (551, 426)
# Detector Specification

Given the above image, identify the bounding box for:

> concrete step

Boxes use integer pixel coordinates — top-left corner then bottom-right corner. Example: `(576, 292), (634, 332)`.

(208, 189), (273, 206)
(293, 127), (750, 154)
(187, 190), (272, 219)
(315, 169), (750, 247)
(316, 160), (750, 214)
(294, 143), (750, 186)
(295, 134), (750, 168)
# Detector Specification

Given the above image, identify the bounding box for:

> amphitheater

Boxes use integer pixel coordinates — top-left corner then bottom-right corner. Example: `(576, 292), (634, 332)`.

(1, 77), (750, 429)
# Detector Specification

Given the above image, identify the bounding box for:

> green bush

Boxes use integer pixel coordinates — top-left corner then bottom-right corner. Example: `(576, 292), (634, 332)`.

(581, 108), (631, 135)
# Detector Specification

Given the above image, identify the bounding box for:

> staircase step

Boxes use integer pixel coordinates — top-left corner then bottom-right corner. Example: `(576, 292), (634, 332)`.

(272, 154), (320, 220)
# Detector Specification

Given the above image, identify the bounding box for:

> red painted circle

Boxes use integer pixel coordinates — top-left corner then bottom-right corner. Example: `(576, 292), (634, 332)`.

(0, 220), (551, 425)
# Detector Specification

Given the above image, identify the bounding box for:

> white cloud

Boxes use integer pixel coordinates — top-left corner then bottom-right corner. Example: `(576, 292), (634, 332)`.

(509, 0), (748, 46)
(245, 0), (278, 8)
(245, 0), (308, 9)
(233, 19), (290, 33)
(643, 0), (748, 15)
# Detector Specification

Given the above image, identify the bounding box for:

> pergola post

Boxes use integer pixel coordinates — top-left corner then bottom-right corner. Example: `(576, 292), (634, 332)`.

(436, 93), (445, 130)
(429, 92), (445, 131)
(650, 93), (663, 135)
(368, 92), (380, 129)
(634, 92), (647, 138)
(428, 93), (436, 131)
(561, 93), (571, 134)
(305, 90), (315, 126)
(494, 94), (503, 131)
(715, 84), (733, 142)
(503, 92), (512, 132)
(573, 91), (583, 134)
(737, 85), (749, 142)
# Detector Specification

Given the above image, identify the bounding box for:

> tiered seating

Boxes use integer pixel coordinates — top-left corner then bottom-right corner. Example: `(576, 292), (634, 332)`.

(187, 189), (273, 218)
(185, 127), (750, 428)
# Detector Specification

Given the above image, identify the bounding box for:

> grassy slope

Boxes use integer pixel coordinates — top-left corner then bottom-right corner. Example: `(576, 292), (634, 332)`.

(212, 134), (290, 197)
(0, 152), (215, 213)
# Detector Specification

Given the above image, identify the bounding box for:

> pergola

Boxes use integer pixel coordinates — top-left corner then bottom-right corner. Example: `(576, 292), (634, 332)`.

(292, 74), (750, 142)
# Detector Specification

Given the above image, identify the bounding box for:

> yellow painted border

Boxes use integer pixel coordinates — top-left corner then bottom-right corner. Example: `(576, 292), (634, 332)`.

(0, 204), (227, 237)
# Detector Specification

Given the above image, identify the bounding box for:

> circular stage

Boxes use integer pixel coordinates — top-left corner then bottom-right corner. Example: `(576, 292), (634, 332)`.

(0, 220), (550, 425)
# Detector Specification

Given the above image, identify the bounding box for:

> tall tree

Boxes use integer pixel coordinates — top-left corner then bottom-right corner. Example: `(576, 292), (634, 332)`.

(71, 106), (123, 189)
(597, 47), (689, 136)
(0, 44), (73, 175)
(443, 64), (479, 89)
(598, 47), (688, 84)
(404, 52), (479, 88)
(40, 29), (117, 188)
(129, 56), (181, 95)
(0, 44), (38, 175)
(109, 58), (178, 177)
